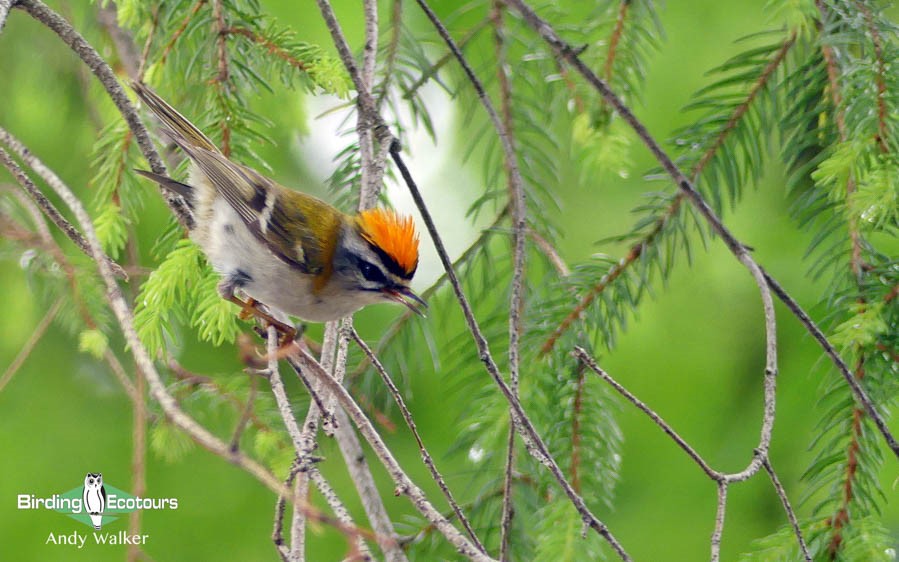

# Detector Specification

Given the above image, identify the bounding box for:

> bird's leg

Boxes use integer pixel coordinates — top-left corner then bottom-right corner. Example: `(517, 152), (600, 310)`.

(218, 273), (297, 345)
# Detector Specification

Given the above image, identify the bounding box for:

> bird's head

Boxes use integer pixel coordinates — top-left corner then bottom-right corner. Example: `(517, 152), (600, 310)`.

(330, 208), (426, 315)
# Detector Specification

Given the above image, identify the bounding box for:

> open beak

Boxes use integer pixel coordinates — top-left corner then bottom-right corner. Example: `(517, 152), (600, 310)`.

(383, 285), (428, 317)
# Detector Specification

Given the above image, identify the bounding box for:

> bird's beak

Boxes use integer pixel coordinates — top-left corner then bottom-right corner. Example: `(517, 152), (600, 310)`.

(383, 286), (427, 317)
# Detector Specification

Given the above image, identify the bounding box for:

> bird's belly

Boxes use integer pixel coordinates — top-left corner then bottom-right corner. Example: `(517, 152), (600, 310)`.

(195, 199), (367, 322)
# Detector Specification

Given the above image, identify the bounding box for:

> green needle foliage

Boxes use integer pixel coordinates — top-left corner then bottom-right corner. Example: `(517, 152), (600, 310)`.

(0, 0), (897, 560)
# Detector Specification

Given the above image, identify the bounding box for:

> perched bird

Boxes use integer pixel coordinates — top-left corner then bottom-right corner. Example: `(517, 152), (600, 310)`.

(82, 472), (106, 531)
(132, 83), (425, 336)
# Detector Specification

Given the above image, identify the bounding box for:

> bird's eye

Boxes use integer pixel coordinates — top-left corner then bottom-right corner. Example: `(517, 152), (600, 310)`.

(358, 260), (386, 285)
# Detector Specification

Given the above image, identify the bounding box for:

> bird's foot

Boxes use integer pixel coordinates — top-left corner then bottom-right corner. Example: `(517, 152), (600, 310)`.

(225, 294), (297, 347)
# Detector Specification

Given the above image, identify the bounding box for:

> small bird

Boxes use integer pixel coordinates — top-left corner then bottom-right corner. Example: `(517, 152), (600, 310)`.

(132, 83), (425, 337)
(82, 472), (106, 530)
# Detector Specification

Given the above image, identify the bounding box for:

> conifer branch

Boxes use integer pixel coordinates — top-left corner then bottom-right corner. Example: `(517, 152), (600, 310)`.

(225, 27), (311, 72)
(350, 328), (486, 554)
(858, 1), (891, 154)
(389, 144), (632, 560)
(541, 30), (796, 354)
(402, 18), (491, 100)
(603, 0), (630, 82)
(487, 2), (527, 558)
(14, 0), (193, 229)
(157, 0), (206, 67)
(507, 0), (899, 461)
(2, 129), (376, 545)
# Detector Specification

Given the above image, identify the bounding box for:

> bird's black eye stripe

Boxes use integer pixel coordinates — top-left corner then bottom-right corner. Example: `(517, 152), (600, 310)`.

(357, 258), (387, 285)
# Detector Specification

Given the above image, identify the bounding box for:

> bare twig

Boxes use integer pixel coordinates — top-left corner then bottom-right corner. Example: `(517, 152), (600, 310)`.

(264, 326), (370, 560)
(103, 349), (139, 404)
(389, 145), (631, 560)
(14, 0), (193, 229)
(350, 328), (485, 552)
(762, 269), (898, 457)
(288, 349), (494, 561)
(504, 0), (898, 460)
(711, 482), (728, 562)
(574, 348), (718, 479)
(761, 458), (811, 561)
(0, 297), (62, 394)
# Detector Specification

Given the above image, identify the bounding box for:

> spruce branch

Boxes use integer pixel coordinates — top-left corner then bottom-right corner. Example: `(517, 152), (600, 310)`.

(14, 0), (192, 229)
(156, 0), (206, 68)
(603, 0), (630, 83)
(389, 143), (631, 560)
(1, 128), (376, 545)
(505, 0), (899, 461)
(541, 30), (797, 354)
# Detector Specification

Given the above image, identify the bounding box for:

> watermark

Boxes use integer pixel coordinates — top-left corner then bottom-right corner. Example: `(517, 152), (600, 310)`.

(16, 472), (178, 548)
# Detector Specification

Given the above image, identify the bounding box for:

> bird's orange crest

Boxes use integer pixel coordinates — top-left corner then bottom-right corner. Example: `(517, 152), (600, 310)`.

(357, 208), (420, 278)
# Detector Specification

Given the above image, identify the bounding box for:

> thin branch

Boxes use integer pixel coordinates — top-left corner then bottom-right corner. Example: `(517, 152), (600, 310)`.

(528, 227), (570, 277)
(0, 131), (127, 279)
(504, 0), (899, 460)
(103, 349), (139, 404)
(574, 348), (719, 480)
(711, 481), (728, 562)
(14, 0), (193, 229)
(542, 31), (796, 354)
(0, 297), (62, 394)
(350, 328), (486, 553)
(403, 18), (491, 100)
(858, 1), (890, 154)
(225, 27), (310, 71)
(488, 3), (526, 558)
(761, 458), (811, 562)
(4, 125), (374, 546)
(603, 0), (630, 83)
(157, 0), (206, 68)
(389, 145), (631, 560)
(229, 372), (258, 451)
(288, 349), (495, 561)
(376, 0), (404, 110)
(762, 269), (898, 457)
(128, 356), (146, 562)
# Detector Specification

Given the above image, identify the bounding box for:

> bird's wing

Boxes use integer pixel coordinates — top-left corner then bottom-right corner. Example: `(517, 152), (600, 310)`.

(187, 147), (315, 273)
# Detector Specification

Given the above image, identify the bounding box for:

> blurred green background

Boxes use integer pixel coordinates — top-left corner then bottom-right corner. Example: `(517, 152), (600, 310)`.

(0, 0), (897, 561)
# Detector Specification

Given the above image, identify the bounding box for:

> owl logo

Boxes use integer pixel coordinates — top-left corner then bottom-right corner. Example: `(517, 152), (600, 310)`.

(82, 472), (107, 530)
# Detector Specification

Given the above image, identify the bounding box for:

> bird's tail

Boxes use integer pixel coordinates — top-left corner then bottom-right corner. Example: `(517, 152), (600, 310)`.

(131, 82), (219, 153)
